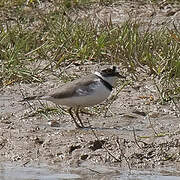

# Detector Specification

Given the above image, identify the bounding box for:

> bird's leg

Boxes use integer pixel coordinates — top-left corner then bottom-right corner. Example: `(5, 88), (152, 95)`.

(75, 107), (85, 128)
(68, 107), (82, 128)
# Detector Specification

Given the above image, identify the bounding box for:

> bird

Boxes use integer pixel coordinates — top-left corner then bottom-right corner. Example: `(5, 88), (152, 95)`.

(21, 66), (124, 128)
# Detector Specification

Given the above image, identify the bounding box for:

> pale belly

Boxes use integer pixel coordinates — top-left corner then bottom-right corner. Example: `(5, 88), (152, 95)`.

(48, 85), (111, 107)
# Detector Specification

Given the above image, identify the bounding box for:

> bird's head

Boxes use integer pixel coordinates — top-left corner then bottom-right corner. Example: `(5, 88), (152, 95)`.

(99, 66), (125, 86)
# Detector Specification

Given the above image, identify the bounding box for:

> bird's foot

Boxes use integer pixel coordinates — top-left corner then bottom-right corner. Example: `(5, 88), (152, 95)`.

(75, 124), (92, 129)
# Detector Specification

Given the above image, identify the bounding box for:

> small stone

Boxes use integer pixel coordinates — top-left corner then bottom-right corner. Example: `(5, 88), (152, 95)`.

(48, 120), (60, 127)
(81, 154), (88, 160)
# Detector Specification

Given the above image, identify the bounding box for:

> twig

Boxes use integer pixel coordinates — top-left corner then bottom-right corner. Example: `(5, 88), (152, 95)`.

(86, 119), (121, 163)
(132, 127), (142, 149)
(86, 168), (102, 174)
(116, 137), (131, 170)
(148, 115), (158, 136)
(171, 97), (180, 114)
(104, 80), (131, 117)
(18, 84), (36, 111)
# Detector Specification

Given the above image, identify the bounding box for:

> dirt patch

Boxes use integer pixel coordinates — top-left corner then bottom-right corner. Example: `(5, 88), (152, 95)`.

(71, 1), (180, 30)
(0, 64), (180, 172)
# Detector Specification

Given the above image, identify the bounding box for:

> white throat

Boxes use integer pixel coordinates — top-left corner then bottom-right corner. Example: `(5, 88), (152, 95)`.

(94, 71), (117, 87)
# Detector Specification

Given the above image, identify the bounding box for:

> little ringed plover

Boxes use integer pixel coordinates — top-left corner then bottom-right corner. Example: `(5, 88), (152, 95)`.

(22, 66), (124, 128)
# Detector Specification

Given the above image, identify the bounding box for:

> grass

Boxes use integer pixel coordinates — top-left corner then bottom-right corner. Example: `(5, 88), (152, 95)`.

(0, 0), (179, 105)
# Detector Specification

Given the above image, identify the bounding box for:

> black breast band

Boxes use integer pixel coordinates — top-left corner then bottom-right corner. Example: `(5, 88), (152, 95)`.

(96, 75), (113, 91)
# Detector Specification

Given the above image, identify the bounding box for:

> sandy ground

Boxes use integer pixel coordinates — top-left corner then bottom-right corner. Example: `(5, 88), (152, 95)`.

(70, 0), (180, 30)
(0, 64), (180, 174)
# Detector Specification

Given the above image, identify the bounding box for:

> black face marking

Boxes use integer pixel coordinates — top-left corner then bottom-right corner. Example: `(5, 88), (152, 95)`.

(100, 66), (125, 78)
(100, 66), (118, 77)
